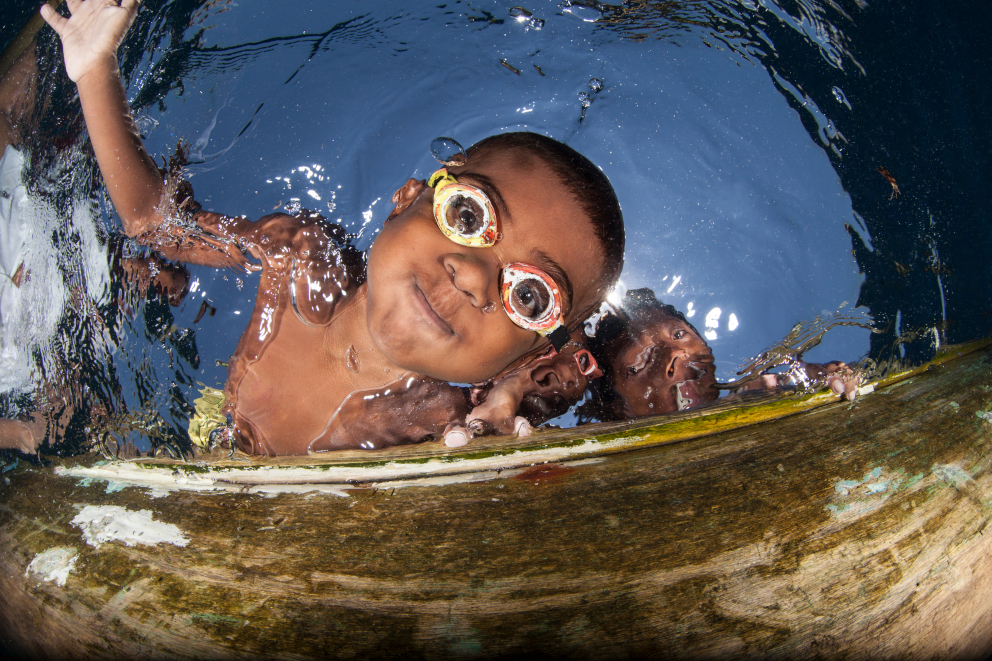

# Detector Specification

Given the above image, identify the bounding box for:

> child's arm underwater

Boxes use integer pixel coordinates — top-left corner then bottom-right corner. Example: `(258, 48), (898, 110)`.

(736, 360), (861, 401)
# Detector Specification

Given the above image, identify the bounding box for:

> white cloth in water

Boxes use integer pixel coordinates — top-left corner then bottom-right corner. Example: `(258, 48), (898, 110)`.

(0, 145), (64, 392)
(0, 145), (113, 395)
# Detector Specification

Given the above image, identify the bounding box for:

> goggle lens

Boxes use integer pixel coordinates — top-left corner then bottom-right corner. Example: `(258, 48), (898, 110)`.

(574, 349), (599, 377)
(501, 263), (562, 334)
(431, 170), (498, 247)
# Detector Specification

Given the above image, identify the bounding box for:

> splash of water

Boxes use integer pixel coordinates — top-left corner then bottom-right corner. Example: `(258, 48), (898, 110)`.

(723, 307), (876, 393)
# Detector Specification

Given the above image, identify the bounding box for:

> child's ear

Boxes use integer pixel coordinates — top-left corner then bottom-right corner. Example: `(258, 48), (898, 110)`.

(387, 178), (426, 221)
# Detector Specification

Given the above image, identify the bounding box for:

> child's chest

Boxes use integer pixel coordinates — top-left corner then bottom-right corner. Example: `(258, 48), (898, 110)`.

(227, 297), (400, 454)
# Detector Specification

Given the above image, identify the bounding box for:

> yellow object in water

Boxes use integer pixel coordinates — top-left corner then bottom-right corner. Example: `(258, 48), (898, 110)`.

(188, 385), (227, 448)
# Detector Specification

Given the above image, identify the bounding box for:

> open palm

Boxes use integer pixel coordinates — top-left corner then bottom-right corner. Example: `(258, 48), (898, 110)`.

(41, 0), (140, 83)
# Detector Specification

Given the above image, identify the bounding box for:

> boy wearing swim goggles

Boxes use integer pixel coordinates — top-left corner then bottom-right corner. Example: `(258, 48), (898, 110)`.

(43, 0), (624, 455)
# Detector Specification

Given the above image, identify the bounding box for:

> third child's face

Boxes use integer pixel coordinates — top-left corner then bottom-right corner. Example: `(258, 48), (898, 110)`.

(365, 151), (605, 383)
(612, 313), (718, 417)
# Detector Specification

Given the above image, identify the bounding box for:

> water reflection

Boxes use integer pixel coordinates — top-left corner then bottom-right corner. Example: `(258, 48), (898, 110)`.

(0, 0), (987, 458)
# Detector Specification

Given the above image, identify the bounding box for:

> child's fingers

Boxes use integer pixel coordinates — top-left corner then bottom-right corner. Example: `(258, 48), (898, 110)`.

(443, 424), (469, 448)
(513, 417), (532, 437)
(40, 4), (70, 35)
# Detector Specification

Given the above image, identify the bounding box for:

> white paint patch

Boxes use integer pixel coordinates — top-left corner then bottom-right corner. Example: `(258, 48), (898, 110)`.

(71, 505), (190, 549)
(25, 547), (78, 587)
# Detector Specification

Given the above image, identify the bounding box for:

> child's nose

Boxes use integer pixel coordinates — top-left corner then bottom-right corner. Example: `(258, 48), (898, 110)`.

(443, 253), (496, 310)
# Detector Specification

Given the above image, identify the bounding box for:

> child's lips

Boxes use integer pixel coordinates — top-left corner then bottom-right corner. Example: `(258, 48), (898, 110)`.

(413, 281), (455, 335)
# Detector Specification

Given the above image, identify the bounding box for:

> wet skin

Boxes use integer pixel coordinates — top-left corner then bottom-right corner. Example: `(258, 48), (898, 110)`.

(367, 150), (605, 384)
(149, 153), (605, 454)
(39, 0), (613, 454)
(611, 313), (719, 418)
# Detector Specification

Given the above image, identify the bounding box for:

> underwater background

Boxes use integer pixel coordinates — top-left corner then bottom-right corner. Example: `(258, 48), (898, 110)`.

(1, 0), (989, 453)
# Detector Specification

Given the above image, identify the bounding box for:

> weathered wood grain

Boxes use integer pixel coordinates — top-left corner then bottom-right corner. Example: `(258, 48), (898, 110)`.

(2, 346), (991, 659)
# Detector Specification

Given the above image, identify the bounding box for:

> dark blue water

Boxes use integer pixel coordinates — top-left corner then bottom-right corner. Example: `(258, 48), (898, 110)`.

(1, 0), (989, 454)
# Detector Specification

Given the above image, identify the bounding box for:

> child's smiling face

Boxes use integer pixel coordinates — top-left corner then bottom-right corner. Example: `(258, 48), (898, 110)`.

(365, 149), (606, 384)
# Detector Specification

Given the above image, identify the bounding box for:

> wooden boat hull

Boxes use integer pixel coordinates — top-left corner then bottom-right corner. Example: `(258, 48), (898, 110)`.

(2, 344), (992, 659)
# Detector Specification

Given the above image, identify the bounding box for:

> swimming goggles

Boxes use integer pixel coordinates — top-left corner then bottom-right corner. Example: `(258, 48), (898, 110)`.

(428, 167), (569, 351)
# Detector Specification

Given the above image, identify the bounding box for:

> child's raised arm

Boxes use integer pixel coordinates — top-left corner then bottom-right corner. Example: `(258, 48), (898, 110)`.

(42, 0), (164, 237)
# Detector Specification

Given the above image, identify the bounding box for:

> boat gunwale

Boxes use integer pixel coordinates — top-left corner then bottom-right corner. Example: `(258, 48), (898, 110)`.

(48, 337), (992, 490)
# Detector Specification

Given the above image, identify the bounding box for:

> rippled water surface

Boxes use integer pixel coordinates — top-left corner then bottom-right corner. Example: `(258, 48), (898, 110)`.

(1, 0), (989, 453)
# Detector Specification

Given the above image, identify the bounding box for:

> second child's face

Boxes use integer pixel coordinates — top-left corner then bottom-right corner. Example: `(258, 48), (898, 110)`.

(611, 313), (718, 417)
(366, 150), (605, 384)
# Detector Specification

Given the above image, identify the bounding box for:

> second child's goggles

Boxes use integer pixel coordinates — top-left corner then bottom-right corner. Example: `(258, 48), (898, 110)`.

(428, 167), (569, 351)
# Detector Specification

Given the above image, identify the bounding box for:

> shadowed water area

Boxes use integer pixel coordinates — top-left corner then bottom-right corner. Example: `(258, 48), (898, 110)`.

(0, 0), (989, 458)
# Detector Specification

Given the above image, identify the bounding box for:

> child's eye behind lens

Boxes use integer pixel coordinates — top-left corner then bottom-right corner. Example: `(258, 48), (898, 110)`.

(447, 195), (483, 234)
(511, 279), (550, 318)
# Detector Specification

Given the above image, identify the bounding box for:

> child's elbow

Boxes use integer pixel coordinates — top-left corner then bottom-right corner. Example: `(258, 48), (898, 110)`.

(121, 210), (165, 239)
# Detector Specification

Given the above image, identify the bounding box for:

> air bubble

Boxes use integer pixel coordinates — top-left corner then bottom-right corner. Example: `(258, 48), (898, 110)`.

(559, 0), (604, 22)
(284, 200), (302, 214)
(578, 91), (592, 109)
(431, 137), (467, 167)
(496, 232), (503, 241)
(588, 77), (604, 93)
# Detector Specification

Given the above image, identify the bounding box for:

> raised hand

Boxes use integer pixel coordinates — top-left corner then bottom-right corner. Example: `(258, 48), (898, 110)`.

(41, 0), (140, 83)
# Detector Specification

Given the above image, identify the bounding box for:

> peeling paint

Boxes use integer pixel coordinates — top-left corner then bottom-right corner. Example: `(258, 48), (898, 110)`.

(826, 466), (903, 521)
(55, 453), (608, 496)
(932, 463), (974, 488)
(71, 505), (190, 549)
(25, 547), (78, 586)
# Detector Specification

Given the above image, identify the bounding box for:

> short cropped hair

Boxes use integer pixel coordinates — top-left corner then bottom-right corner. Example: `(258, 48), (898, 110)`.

(467, 132), (625, 294)
(619, 288), (703, 338)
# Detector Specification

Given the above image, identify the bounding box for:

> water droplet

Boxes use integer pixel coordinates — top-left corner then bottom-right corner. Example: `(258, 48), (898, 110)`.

(578, 91), (592, 108)
(284, 200), (302, 214)
(346, 345), (360, 373)
(559, 0), (603, 22)
(483, 301), (498, 315)
(529, 18), (545, 29)
(431, 137), (467, 167)
(496, 232), (503, 241)
(588, 77), (604, 93)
